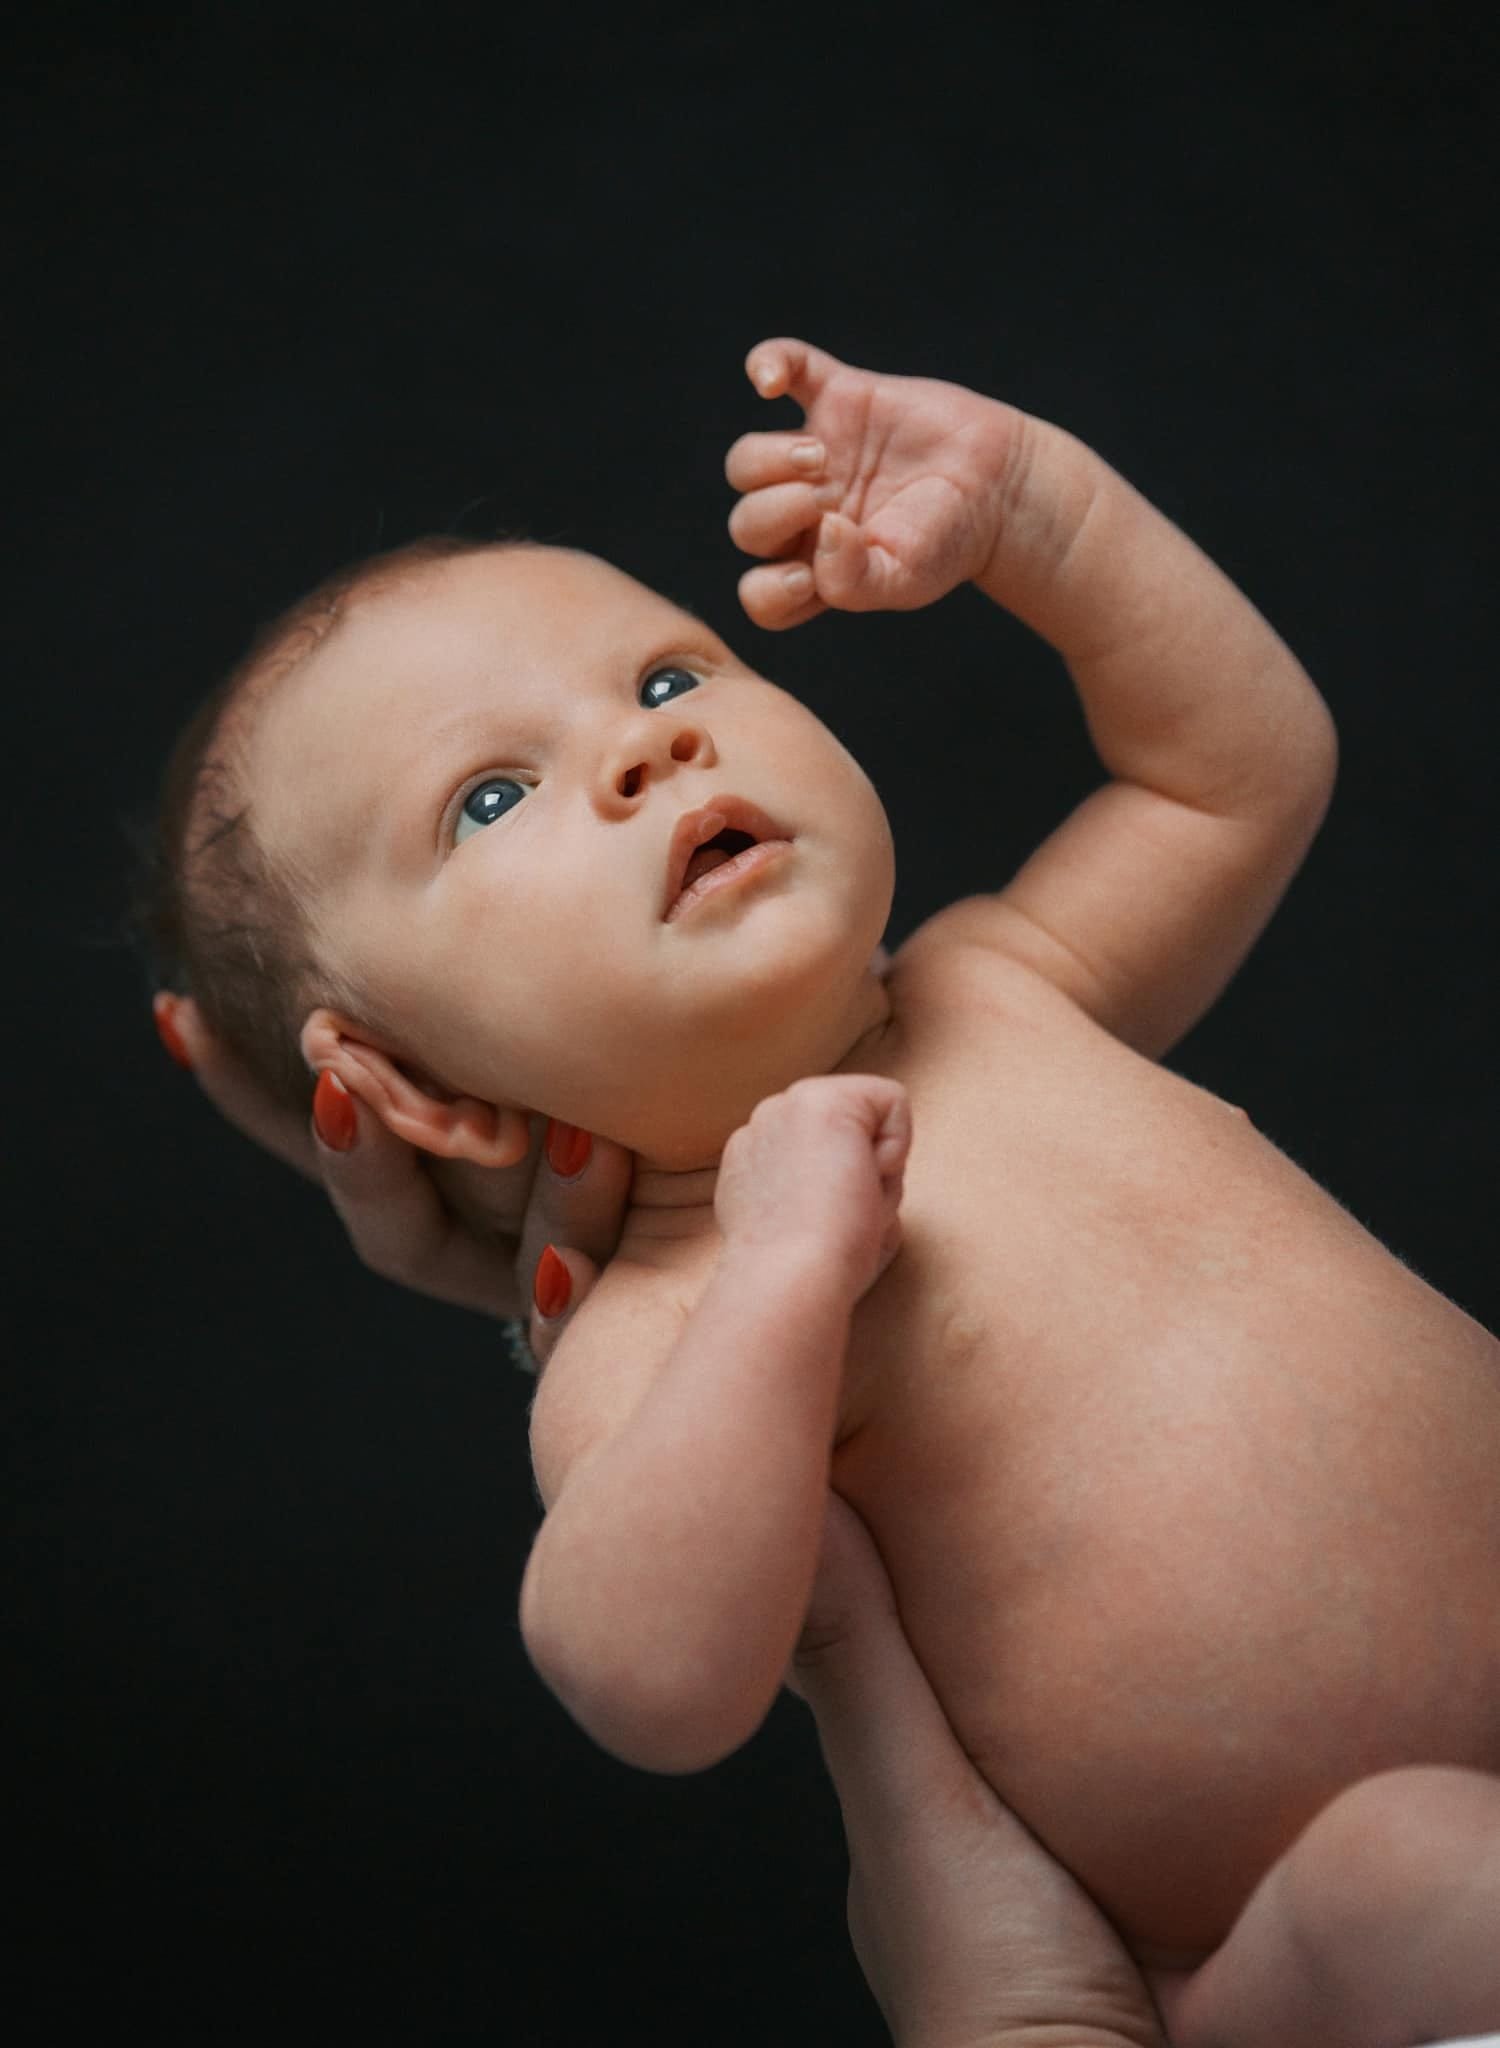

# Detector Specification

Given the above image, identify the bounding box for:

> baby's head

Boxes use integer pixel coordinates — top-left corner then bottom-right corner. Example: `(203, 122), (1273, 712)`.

(141, 540), (896, 1170)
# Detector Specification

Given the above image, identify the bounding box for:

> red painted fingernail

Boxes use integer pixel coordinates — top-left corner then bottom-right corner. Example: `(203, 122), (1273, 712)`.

(153, 994), (192, 1070)
(312, 1070), (358, 1151)
(545, 1119), (592, 1180)
(533, 1244), (571, 1320)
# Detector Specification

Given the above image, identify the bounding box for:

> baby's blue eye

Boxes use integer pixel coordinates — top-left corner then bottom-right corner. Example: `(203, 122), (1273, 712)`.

(454, 778), (525, 845)
(640, 666), (700, 708)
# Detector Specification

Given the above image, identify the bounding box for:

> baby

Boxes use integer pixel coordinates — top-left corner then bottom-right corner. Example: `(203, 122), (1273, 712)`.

(146, 338), (1500, 2041)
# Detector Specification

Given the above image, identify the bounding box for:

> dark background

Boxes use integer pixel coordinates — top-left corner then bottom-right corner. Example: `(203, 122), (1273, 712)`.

(10, 3), (1497, 2040)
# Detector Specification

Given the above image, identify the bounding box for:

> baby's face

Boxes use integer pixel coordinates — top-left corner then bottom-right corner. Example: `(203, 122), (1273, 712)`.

(246, 547), (895, 1164)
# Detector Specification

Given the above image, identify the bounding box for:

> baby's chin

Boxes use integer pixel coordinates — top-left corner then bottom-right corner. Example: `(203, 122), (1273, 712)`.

(507, 1021), (859, 1176)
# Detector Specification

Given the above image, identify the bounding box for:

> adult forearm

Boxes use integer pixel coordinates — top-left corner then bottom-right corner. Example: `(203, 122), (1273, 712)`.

(975, 409), (1337, 828)
(519, 1244), (853, 1772)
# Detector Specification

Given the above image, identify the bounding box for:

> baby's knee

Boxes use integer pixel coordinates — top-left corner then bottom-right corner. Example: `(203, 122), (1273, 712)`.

(1282, 1765), (1500, 2024)
(1291, 1766), (1500, 1913)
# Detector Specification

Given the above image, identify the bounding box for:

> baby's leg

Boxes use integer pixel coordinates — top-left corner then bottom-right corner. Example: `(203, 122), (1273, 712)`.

(1163, 1766), (1500, 2048)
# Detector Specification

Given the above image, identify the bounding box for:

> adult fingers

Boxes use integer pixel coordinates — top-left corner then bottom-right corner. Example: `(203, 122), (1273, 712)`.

(792, 1497), (1165, 2046)
(525, 1243), (606, 1371)
(162, 993), (319, 1182)
(514, 1120), (636, 1337)
(790, 1495), (974, 1811)
(312, 1074), (527, 1319)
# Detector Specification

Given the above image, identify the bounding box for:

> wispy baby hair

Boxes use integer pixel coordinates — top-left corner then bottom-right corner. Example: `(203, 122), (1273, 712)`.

(129, 533), (519, 1117)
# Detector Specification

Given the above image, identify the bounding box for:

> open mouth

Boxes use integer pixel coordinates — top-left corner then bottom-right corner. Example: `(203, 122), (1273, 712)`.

(663, 798), (794, 922)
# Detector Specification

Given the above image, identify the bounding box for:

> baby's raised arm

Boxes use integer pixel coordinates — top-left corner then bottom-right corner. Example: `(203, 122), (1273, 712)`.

(730, 338), (1339, 1058)
(520, 1075), (909, 1773)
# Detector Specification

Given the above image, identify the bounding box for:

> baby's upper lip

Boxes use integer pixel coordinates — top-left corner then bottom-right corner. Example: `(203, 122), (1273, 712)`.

(662, 797), (793, 919)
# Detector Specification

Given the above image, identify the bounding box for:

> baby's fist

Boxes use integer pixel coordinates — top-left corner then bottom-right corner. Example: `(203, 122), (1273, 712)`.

(715, 1075), (912, 1304)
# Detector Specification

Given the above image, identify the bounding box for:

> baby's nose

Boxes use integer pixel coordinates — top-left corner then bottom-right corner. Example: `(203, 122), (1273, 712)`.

(614, 720), (711, 801)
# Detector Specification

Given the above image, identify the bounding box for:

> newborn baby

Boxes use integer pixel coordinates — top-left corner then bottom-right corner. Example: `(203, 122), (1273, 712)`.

(148, 338), (1500, 2037)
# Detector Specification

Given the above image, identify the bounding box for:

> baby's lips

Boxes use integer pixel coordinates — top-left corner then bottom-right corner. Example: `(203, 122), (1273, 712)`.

(662, 795), (792, 918)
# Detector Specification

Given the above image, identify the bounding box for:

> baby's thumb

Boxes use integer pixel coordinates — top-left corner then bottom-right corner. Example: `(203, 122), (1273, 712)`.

(526, 1244), (604, 1371)
(814, 514), (878, 609)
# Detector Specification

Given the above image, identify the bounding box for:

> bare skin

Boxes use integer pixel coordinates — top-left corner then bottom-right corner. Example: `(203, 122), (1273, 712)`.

(184, 339), (1500, 2041)
(166, 999), (1500, 2047)
(159, 986), (634, 1365)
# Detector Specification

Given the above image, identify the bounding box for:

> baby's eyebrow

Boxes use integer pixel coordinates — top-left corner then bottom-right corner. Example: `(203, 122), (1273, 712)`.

(384, 708), (514, 865)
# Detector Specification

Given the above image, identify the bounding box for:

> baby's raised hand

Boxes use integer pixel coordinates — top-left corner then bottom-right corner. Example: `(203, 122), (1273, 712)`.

(713, 1075), (911, 1304)
(726, 336), (1019, 630)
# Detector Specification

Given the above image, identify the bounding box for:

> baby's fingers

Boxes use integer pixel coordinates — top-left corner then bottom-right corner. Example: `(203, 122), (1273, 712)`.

(745, 335), (842, 407)
(728, 480), (825, 560)
(813, 513), (889, 611)
(737, 560), (827, 632)
(724, 430), (826, 494)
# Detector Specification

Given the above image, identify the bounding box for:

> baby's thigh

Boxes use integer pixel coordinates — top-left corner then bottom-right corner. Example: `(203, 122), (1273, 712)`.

(1163, 1765), (1500, 2048)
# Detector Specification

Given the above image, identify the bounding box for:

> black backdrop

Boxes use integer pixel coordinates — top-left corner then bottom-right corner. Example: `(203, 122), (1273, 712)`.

(10, 4), (1498, 2041)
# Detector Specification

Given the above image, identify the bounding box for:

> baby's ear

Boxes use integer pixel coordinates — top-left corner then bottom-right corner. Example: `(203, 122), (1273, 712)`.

(300, 1009), (532, 1169)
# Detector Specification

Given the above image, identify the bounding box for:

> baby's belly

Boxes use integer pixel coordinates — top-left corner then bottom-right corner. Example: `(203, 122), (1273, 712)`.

(831, 1165), (1500, 1953)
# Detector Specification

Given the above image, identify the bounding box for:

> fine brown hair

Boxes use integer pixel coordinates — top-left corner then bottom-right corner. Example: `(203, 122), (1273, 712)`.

(128, 534), (516, 1116)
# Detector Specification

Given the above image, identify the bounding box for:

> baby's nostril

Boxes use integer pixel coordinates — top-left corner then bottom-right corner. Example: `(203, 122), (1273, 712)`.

(619, 765), (644, 798)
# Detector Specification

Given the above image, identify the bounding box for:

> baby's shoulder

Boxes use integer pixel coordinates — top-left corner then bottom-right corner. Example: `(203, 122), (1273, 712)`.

(887, 905), (1081, 1034)
(526, 1252), (697, 1509)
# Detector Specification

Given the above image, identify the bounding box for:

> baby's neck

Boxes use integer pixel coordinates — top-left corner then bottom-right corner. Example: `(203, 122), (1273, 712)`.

(617, 975), (895, 1264)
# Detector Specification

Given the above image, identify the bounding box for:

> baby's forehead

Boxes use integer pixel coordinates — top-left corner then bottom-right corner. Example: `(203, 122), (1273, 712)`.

(274, 544), (701, 720)
(351, 543), (694, 652)
(242, 544), (713, 871)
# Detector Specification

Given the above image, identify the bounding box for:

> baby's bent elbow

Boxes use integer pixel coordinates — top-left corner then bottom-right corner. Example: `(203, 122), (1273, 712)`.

(1299, 687), (1339, 816)
(531, 1635), (766, 1775)
(519, 1578), (770, 1775)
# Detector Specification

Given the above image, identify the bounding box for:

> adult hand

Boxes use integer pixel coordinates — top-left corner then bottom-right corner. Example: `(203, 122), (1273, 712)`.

(154, 993), (633, 1368)
(152, 949), (893, 1364)
(790, 1493), (1166, 2048)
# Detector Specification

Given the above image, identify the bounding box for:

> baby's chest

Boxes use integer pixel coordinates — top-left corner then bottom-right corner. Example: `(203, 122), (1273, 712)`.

(830, 997), (1177, 1436)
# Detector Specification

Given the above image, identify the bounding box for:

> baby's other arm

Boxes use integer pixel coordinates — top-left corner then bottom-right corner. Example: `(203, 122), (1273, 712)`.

(962, 394), (1339, 1059)
(732, 339), (1338, 1059)
(520, 1076), (909, 1774)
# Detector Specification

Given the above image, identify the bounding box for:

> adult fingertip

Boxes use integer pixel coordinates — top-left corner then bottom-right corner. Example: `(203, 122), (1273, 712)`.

(152, 992), (193, 1070)
(544, 1118), (593, 1181)
(533, 1243), (572, 1321)
(312, 1069), (359, 1152)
